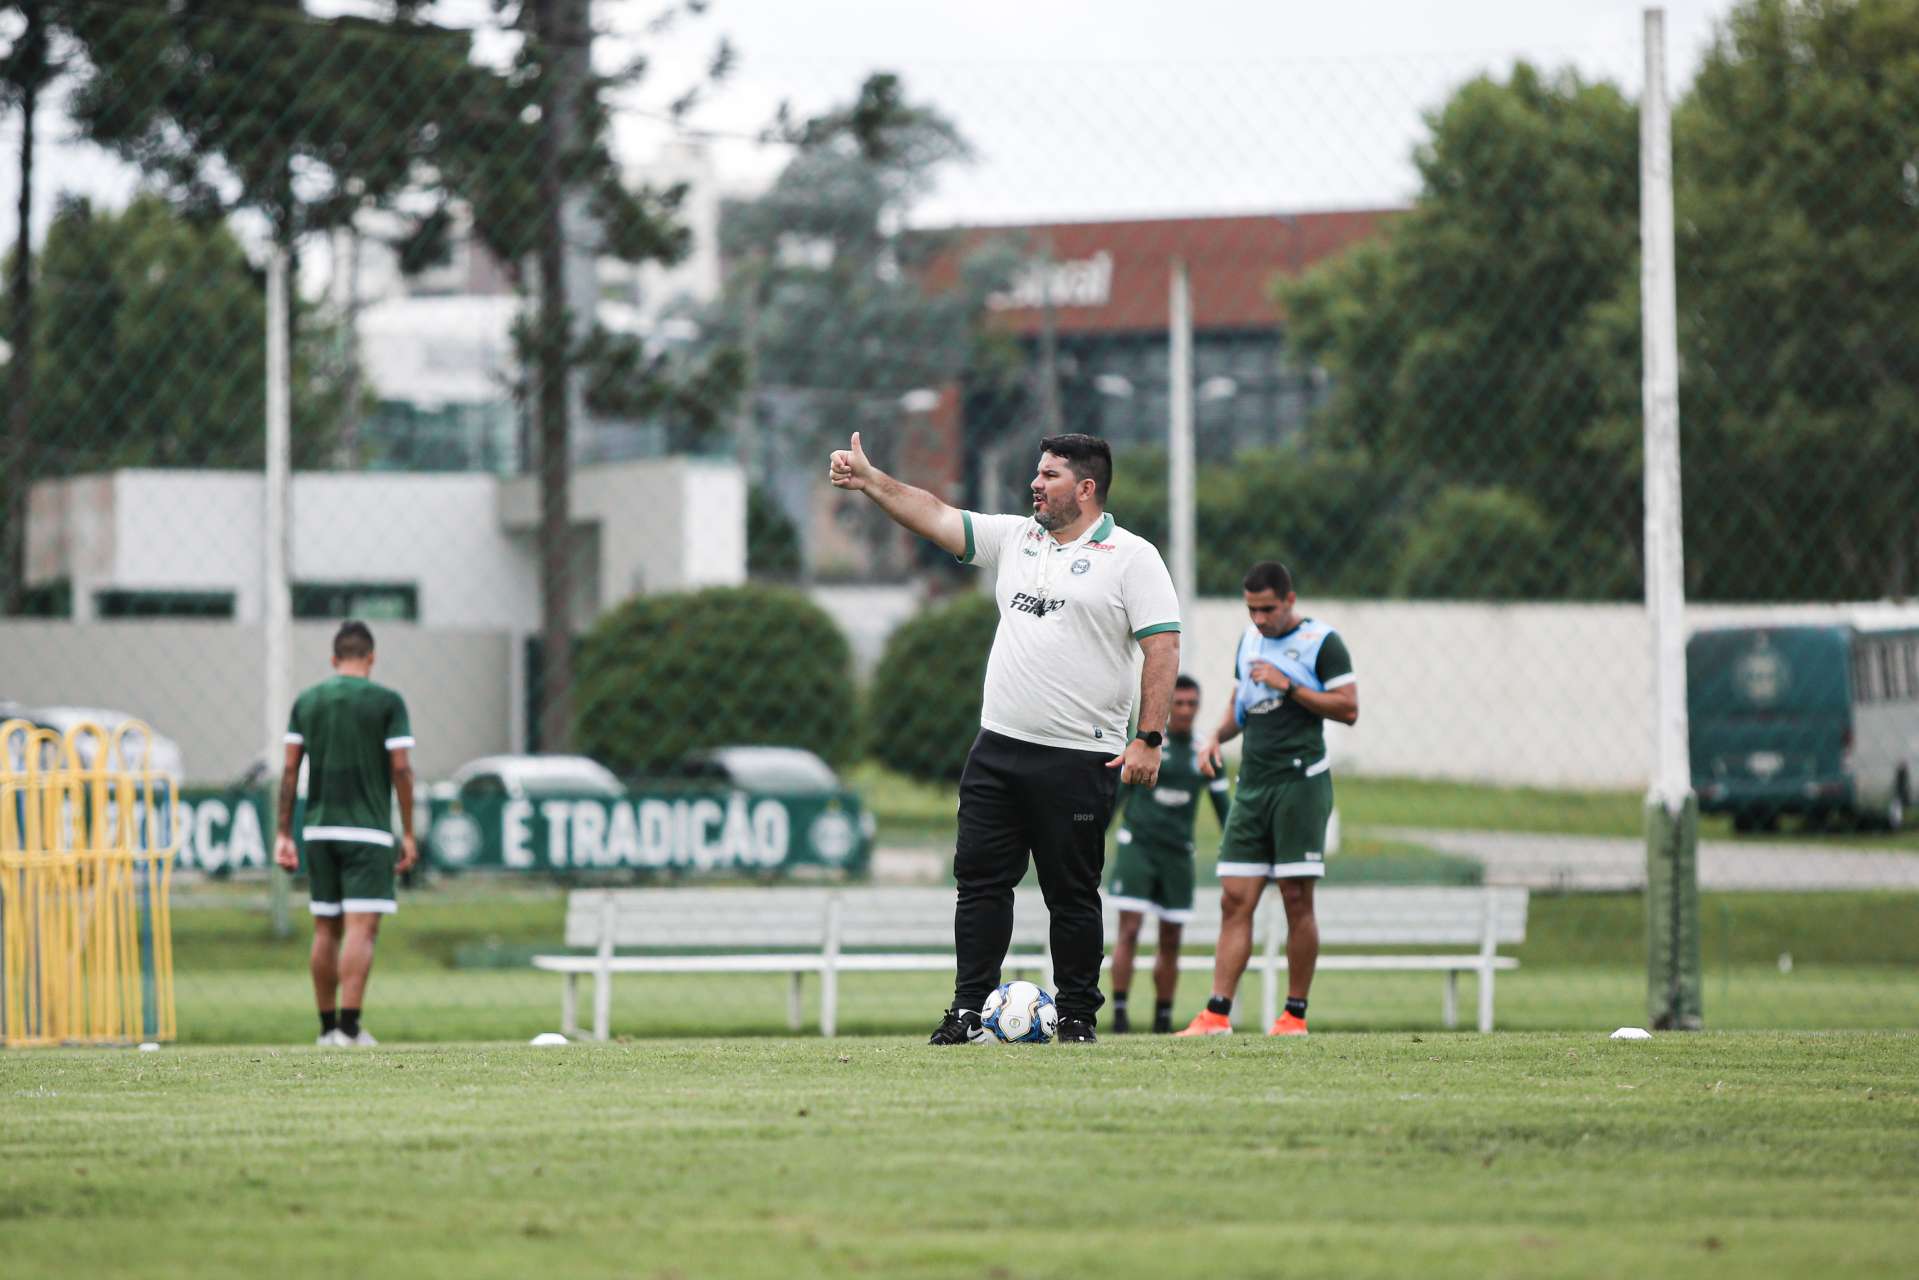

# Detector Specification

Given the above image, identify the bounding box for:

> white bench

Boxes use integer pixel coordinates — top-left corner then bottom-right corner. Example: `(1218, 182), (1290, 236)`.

(1105, 885), (1528, 1033)
(533, 884), (1527, 1039)
(533, 887), (1055, 1041)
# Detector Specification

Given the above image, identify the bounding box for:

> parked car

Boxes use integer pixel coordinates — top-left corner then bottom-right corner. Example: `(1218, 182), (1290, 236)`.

(431, 753), (626, 805)
(0, 703), (186, 779)
(666, 746), (846, 794)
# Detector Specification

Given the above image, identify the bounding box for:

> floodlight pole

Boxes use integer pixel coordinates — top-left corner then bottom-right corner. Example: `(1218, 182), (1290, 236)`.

(1641, 7), (1700, 1029)
(265, 245), (293, 938)
(1168, 260), (1197, 608)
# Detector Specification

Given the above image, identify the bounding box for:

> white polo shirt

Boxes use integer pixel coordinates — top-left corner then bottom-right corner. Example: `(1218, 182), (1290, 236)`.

(960, 510), (1181, 753)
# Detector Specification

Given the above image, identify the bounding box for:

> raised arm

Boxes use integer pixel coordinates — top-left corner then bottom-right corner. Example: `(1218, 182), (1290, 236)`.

(828, 431), (966, 558)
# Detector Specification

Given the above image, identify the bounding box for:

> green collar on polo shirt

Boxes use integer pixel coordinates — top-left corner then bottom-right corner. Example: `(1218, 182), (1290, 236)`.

(1051, 512), (1114, 548)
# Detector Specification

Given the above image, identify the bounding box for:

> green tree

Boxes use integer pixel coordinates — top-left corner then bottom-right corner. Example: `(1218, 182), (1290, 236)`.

(1280, 64), (1642, 600)
(863, 592), (999, 782)
(4, 196), (353, 475)
(1668, 0), (1919, 599)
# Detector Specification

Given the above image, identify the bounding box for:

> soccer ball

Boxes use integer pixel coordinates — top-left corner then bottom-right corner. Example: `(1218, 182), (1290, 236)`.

(981, 980), (1058, 1044)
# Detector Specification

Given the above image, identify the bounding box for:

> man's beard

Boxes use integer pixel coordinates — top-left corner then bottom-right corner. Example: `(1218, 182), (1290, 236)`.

(1034, 494), (1080, 531)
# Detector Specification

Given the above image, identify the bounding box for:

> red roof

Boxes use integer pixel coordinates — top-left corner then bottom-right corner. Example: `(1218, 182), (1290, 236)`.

(922, 210), (1399, 336)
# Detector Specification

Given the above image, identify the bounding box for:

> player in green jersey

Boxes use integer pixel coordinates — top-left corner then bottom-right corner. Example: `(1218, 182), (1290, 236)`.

(273, 621), (417, 1047)
(1107, 675), (1230, 1033)
(1177, 562), (1358, 1037)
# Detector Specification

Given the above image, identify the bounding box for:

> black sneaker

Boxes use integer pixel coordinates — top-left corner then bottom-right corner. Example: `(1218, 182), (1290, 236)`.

(928, 1009), (988, 1045)
(1111, 1006), (1131, 1035)
(1056, 1017), (1097, 1044)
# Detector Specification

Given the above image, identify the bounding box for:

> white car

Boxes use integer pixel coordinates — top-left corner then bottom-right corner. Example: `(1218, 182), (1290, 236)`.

(1, 704), (186, 779)
(433, 754), (625, 804)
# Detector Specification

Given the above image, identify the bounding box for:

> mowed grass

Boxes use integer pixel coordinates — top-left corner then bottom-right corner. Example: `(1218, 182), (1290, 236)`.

(3, 1034), (1915, 1280)
(851, 764), (1919, 848)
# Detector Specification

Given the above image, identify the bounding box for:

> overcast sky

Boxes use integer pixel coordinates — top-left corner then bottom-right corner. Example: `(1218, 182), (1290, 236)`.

(15, 0), (1739, 245)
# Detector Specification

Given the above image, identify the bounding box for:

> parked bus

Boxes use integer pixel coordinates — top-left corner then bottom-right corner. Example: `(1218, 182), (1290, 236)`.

(1689, 624), (1919, 832)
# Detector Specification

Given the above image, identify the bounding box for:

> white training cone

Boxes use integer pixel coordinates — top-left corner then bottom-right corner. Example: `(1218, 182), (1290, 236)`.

(529, 1032), (569, 1046)
(1610, 1027), (1653, 1041)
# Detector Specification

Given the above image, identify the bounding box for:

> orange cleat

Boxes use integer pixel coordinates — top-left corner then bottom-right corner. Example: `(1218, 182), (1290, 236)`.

(1173, 1009), (1234, 1037)
(1267, 1012), (1309, 1036)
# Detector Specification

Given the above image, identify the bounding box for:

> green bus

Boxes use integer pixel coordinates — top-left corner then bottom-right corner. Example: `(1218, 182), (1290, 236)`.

(1689, 624), (1919, 832)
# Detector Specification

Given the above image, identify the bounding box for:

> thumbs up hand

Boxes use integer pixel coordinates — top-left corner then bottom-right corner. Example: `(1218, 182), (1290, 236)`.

(828, 431), (874, 490)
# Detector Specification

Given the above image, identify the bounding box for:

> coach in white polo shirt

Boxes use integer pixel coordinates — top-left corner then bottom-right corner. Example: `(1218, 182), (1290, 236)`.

(829, 431), (1180, 1044)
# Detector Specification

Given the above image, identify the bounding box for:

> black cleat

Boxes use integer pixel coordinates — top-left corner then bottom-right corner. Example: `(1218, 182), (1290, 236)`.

(1152, 1013), (1173, 1034)
(1111, 1006), (1131, 1035)
(1056, 1017), (1097, 1044)
(928, 1009), (989, 1045)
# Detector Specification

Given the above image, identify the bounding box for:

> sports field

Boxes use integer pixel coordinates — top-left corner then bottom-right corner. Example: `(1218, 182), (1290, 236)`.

(4, 1033), (1914, 1279)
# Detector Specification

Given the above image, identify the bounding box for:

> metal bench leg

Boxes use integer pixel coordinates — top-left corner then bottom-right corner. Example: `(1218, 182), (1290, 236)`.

(1442, 971), (1458, 1030)
(1477, 965), (1495, 1034)
(561, 973), (579, 1038)
(788, 972), (804, 1032)
(593, 967), (612, 1042)
(821, 966), (839, 1038)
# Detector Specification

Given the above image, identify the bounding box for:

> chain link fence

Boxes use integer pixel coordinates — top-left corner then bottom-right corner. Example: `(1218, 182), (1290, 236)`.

(2, 0), (1914, 1044)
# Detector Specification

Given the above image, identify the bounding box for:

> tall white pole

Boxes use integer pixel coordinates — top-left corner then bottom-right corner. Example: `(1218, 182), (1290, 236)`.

(265, 246), (292, 935)
(1641, 8), (1689, 811)
(1168, 260), (1197, 607)
(1641, 7), (1700, 1029)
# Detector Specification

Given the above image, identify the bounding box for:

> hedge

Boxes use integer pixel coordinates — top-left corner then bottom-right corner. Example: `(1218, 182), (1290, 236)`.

(575, 585), (857, 778)
(864, 591), (1000, 783)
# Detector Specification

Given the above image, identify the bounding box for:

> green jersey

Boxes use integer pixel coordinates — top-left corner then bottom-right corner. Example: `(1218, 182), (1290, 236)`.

(287, 675), (412, 846)
(1232, 621), (1354, 787)
(1117, 733), (1231, 853)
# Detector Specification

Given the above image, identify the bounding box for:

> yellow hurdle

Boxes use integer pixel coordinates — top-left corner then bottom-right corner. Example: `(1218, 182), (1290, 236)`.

(0, 717), (178, 1047)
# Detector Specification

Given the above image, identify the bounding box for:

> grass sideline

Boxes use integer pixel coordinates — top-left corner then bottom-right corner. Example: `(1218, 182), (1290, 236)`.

(3, 1034), (1914, 1280)
(847, 764), (1919, 849)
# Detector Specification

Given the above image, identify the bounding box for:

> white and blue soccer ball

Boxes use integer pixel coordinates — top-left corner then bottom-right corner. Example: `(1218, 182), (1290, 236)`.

(980, 980), (1058, 1044)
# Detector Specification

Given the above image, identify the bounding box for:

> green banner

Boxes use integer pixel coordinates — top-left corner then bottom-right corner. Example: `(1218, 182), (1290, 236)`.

(425, 790), (871, 877)
(166, 788), (295, 873)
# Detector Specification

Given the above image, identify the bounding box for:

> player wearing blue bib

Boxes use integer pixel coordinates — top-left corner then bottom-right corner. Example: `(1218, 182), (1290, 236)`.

(1177, 562), (1359, 1037)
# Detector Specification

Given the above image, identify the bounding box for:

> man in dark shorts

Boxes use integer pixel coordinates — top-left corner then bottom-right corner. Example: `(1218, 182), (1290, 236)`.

(274, 620), (417, 1047)
(1107, 675), (1229, 1033)
(1177, 562), (1358, 1037)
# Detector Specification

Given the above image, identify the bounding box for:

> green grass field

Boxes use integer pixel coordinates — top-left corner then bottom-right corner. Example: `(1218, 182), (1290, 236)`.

(849, 765), (1919, 850)
(3, 1034), (1914, 1279)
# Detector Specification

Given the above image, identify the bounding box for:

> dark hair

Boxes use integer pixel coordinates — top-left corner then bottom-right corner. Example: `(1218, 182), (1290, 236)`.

(1242, 561), (1294, 596)
(1039, 433), (1113, 503)
(334, 620), (375, 660)
(1174, 673), (1200, 695)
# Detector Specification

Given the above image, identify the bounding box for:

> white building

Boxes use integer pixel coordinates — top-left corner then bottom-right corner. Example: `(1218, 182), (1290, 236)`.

(25, 461), (746, 627)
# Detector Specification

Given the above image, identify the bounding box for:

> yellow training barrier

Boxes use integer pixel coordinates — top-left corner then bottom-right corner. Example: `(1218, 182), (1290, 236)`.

(1, 717), (179, 1047)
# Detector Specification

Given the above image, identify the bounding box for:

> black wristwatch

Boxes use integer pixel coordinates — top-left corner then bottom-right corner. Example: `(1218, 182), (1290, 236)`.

(1135, 730), (1163, 749)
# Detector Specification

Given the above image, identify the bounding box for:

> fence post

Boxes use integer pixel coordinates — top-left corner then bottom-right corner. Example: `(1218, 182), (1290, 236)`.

(1641, 7), (1702, 1030)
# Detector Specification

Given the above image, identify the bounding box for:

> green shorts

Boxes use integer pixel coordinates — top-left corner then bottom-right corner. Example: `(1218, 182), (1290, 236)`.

(1216, 759), (1333, 880)
(305, 839), (398, 916)
(1108, 831), (1196, 922)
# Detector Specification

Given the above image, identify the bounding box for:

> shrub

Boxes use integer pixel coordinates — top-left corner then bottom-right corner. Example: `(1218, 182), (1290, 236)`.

(864, 591), (1000, 783)
(575, 585), (857, 777)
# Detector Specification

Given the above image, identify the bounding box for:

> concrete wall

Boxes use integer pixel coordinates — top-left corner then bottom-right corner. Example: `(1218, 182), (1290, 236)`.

(0, 622), (513, 784)
(1184, 597), (1919, 789)
(30, 471), (536, 628)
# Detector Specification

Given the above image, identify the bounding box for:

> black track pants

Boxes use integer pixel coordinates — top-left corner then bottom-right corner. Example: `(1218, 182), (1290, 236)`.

(952, 729), (1119, 1022)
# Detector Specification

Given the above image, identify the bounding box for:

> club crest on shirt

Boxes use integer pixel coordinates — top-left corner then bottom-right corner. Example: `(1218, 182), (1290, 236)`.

(1070, 558), (1091, 575)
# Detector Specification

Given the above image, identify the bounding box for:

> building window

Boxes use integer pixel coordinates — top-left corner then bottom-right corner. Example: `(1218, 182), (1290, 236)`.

(18, 579), (72, 618)
(292, 582), (419, 622)
(96, 590), (236, 620)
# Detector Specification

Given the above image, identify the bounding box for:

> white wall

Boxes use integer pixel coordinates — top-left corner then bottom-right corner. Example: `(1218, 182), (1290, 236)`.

(0, 622), (514, 784)
(1184, 597), (1919, 789)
